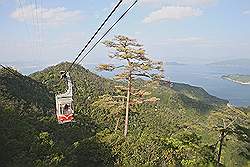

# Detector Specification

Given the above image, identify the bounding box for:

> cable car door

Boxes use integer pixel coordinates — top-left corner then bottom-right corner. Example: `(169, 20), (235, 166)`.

(55, 72), (74, 124)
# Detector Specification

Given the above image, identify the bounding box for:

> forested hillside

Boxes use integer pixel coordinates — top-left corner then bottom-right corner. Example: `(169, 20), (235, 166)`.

(0, 68), (54, 111)
(0, 63), (249, 167)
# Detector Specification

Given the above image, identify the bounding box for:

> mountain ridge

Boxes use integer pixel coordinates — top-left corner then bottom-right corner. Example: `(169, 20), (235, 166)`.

(30, 62), (228, 113)
(0, 62), (248, 167)
(0, 68), (54, 111)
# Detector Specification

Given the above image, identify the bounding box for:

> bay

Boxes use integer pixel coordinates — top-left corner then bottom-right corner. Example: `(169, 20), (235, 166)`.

(14, 62), (250, 107)
(167, 64), (250, 107)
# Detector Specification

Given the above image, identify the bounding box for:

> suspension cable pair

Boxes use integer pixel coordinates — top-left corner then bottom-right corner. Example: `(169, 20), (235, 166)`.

(65, 0), (139, 73)
(1, 0), (139, 81)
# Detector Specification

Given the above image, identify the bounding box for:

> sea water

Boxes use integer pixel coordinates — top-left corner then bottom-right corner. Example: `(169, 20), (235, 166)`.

(17, 63), (250, 107)
(167, 64), (250, 107)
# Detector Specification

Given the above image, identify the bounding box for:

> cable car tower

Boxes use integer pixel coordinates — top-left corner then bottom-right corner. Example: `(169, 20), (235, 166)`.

(55, 72), (74, 124)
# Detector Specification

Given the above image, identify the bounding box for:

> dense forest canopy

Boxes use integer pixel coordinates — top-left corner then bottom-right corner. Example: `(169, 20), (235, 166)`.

(0, 61), (249, 167)
(1, 0), (250, 164)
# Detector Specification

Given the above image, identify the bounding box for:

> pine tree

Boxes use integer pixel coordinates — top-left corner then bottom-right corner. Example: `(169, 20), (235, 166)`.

(97, 35), (164, 137)
(208, 106), (249, 166)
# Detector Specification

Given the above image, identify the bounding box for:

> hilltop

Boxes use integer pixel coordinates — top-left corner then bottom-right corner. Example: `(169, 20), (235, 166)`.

(0, 68), (54, 111)
(2, 61), (226, 114)
(0, 62), (249, 167)
(0, 64), (114, 167)
(31, 62), (227, 113)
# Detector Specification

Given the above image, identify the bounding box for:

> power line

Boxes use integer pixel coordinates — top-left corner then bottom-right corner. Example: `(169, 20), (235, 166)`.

(34, 0), (42, 58)
(40, 0), (44, 58)
(27, 0), (39, 59)
(34, 0), (39, 29)
(66, 0), (124, 73)
(17, 0), (36, 59)
(75, 0), (138, 67)
(25, 0), (40, 60)
(17, 0), (31, 38)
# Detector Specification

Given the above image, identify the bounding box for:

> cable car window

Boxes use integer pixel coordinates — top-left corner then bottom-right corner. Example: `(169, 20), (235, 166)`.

(63, 104), (71, 115)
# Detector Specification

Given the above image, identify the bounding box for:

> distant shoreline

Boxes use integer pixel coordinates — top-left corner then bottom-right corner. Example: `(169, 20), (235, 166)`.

(222, 76), (250, 85)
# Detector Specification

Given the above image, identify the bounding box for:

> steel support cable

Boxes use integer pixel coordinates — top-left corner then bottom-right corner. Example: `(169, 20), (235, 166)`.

(17, 0), (32, 39)
(34, 0), (42, 58)
(40, 0), (44, 57)
(75, 0), (138, 67)
(34, 0), (39, 34)
(26, 0), (39, 58)
(18, 0), (36, 59)
(66, 0), (123, 73)
(28, 0), (38, 58)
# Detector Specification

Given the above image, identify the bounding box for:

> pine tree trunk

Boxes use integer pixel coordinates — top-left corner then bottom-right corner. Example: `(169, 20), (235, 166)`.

(217, 130), (225, 167)
(124, 73), (132, 137)
(115, 117), (120, 132)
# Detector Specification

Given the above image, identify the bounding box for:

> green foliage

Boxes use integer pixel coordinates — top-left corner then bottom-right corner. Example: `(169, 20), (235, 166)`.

(172, 83), (228, 106)
(222, 74), (250, 84)
(98, 35), (164, 137)
(0, 67), (115, 167)
(100, 35), (164, 81)
(0, 68), (54, 111)
(0, 53), (249, 166)
(208, 107), (250, 167)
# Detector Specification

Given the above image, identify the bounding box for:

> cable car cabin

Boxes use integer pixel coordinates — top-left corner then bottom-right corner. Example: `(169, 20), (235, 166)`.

(55, 72), (74, 124)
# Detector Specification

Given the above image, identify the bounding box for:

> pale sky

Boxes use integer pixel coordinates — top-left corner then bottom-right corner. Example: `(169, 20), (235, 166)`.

(0, 0), (250, 66)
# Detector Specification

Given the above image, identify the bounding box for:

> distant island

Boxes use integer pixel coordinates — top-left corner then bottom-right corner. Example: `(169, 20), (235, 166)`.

(166, 62), (186, 66)
(208, 59), (250, 67)
(222, 74), (250, 85)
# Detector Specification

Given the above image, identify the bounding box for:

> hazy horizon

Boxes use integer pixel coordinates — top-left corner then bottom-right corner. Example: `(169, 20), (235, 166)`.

(1, 0), (250, 65)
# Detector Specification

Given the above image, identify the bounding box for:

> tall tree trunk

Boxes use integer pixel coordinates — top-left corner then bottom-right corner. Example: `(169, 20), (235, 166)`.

(217, 130), (225, 167)
(115, 117), (120, 132)
(124, 73), (132, 137)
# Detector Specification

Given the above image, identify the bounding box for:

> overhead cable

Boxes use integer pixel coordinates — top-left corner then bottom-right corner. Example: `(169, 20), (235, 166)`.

(66, 0), (124, 72)
(75, 0), (138, 66)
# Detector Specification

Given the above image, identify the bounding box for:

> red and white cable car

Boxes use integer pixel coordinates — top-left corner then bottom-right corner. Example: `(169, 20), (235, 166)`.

(55, 72), (75, 124)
